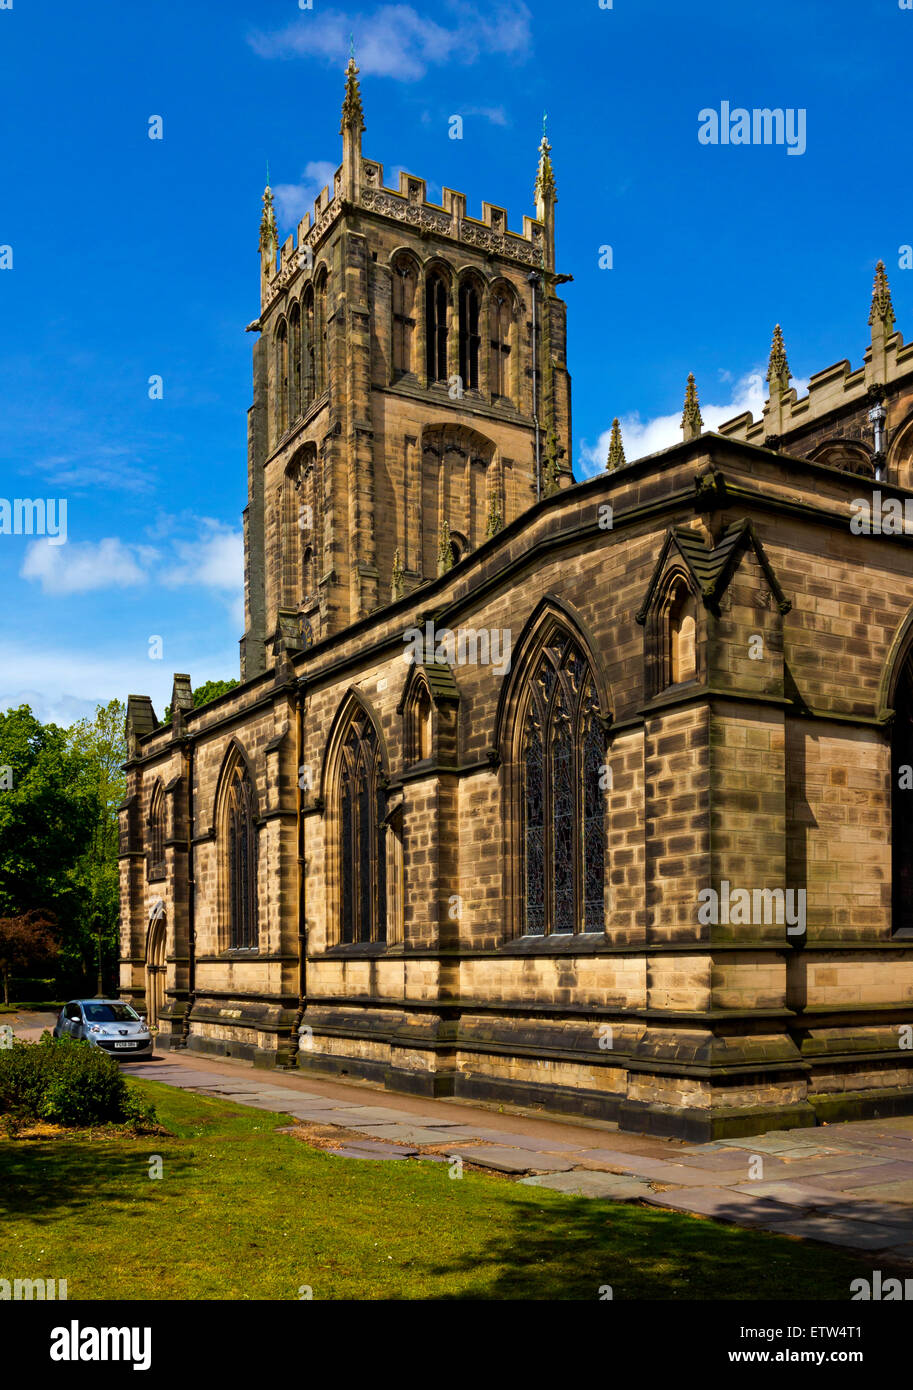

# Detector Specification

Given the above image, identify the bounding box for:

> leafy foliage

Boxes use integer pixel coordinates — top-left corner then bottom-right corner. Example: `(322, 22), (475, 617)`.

(64, 700), (126, 986)
(0, 911), (59, 1005)
(163, 678), (239, 724)
(0, 1034), (157, 1133)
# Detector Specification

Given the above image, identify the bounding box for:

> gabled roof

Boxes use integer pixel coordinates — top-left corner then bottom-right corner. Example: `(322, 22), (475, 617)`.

(636, 520), (791, 624)
(397, 659), (460, 713)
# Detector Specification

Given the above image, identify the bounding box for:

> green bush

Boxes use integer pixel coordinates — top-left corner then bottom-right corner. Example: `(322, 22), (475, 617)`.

(0, 1034), (157, 1132)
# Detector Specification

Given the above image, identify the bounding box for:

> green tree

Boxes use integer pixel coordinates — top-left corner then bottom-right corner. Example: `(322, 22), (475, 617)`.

(0, 910), (59, 1005)
(65, 700), (126, 991)
(163, 678), (238, 723)
(0, 706), (96, 939)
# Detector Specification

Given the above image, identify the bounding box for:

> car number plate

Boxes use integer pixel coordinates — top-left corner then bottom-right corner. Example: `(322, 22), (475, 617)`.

(114, 1042), (137, 1049)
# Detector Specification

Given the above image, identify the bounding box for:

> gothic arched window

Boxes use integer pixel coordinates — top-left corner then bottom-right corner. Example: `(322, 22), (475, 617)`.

(392, 256), (417, 376)
(520, 636), (606, 935)
(490, 290), (513, 401)
(289, 302), (301, 422)
(276, 319), (289, 437)
(426, 272), (448, 384)
(227, 762), (259, 950)
(666, 577), (697, 686)
(303, 286), (316, 406)
(316, 273), (328, 394)
(339, 712), (387, 944)
(148, 782), (165, 878)
(459, 279), (481, 391)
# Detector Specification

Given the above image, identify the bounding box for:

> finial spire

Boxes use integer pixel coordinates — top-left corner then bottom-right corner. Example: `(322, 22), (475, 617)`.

(681, 373), (703, 441)
(869, 260), (896, 331)
(606, 418), (626, 471)
(259, 180), (278, 256)
(535, 118), (557, 206)
(341, 52), (366, 135)
(766, 324), (791, 395)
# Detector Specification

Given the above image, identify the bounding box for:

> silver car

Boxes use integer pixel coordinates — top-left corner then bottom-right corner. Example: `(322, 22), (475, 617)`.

(53, 999), (153, 1060)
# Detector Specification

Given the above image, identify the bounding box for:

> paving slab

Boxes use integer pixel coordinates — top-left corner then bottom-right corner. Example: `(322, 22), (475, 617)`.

(768, 1215), (909, 1251)
(445, 1145), (572, 1175)
(643, 1187), (803, 1225)
(326, 1143), (412, 1161)
(801, 1162), (913, 1191)
(843, 1179), (913, 1204)
(519, 1171), (654, 1199)
(351, 1124), (482, 1145)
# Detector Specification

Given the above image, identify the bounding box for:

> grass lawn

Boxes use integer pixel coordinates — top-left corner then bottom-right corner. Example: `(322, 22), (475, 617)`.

(0, 1079), (887, 1300)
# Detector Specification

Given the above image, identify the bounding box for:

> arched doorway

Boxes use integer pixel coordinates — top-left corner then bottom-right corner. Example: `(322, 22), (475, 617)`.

(145, 901), (166, 1031)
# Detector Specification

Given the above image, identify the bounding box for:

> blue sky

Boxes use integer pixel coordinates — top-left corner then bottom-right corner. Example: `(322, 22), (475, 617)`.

(1, 0), (910, 724)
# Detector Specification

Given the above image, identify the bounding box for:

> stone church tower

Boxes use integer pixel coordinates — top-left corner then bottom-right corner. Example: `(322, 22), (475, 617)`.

(241, 59), (571, 676)
(121, 62), (913, 1141)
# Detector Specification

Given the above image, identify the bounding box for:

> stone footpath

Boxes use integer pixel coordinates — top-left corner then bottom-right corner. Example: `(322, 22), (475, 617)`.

(8, 1011), (913, 1260)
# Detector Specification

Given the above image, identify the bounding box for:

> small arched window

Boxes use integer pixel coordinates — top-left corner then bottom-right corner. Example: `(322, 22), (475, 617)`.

(520, 636), (606, 936)
(276, 319), (289, 437)
(406, 683), (433, 763)
(459, 280), (481, 391)
(667, 579), (697, 685)
(392, 256), (417, 376)
(339, 711), (387, 944)
(426, 272), (448, 383)
(227, 761), (259, 950)
(148, 782), (165, 877)
(490, 290), (513, 401)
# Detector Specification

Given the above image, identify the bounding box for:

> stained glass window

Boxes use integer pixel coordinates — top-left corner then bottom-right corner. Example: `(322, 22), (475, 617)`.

(338, 713), (387, 943)
(520, 638), (607, 935)
(228, 762), (258, 949)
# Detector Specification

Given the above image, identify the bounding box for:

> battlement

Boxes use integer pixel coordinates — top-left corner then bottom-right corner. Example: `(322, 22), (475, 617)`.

(718, 264), (913, 449)
(261, 156), (548, 315)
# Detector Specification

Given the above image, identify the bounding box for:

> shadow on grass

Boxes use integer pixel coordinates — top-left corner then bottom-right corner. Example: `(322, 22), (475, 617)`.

(421, 1191), (875, 1301)
(0, 1139), (192, 1224)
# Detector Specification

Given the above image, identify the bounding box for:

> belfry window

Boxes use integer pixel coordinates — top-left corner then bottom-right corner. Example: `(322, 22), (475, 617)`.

(426, 272), (448, 383)
(458, 280), (481, 391)
(521, 637), (606, 935)
(339, 712), (387, 944)
(490, 292), (512, 400)
(303, 287), (316, 406)
(227, 762), (259, 950)
(276, 319), (289, 437)
(392, 257), (417, 376)
(289, 303), (301, 421)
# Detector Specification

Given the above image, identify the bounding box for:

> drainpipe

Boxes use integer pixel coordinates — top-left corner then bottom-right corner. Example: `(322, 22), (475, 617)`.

(181, 737), (196, 1046)
(289, 681), (307, 1065)
(528, 270), (541, 501)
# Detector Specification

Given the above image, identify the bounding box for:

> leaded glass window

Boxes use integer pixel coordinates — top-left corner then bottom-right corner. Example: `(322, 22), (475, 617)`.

(520, 637), (607, 935)
(339, 712), (387, 943)
(228, 762), (258, 949)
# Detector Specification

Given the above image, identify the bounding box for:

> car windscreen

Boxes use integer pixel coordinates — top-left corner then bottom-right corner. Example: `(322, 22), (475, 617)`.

(82, 1003), (140, 1023)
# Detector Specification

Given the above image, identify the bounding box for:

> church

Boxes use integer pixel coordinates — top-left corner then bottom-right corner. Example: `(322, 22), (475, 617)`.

(119, 60), (913, 1140)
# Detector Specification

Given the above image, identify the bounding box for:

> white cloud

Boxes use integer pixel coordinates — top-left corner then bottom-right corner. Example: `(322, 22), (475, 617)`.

(249, 3), (532, 81)
(0, 642), (241, 728)
(20, 537), (152, 596)
(463, 105), (509, 127)
(273, 160), (339, 228)
(160, 522), (243, 593)
(578, 368), (810, 477)
(20, 520), (242, 597)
